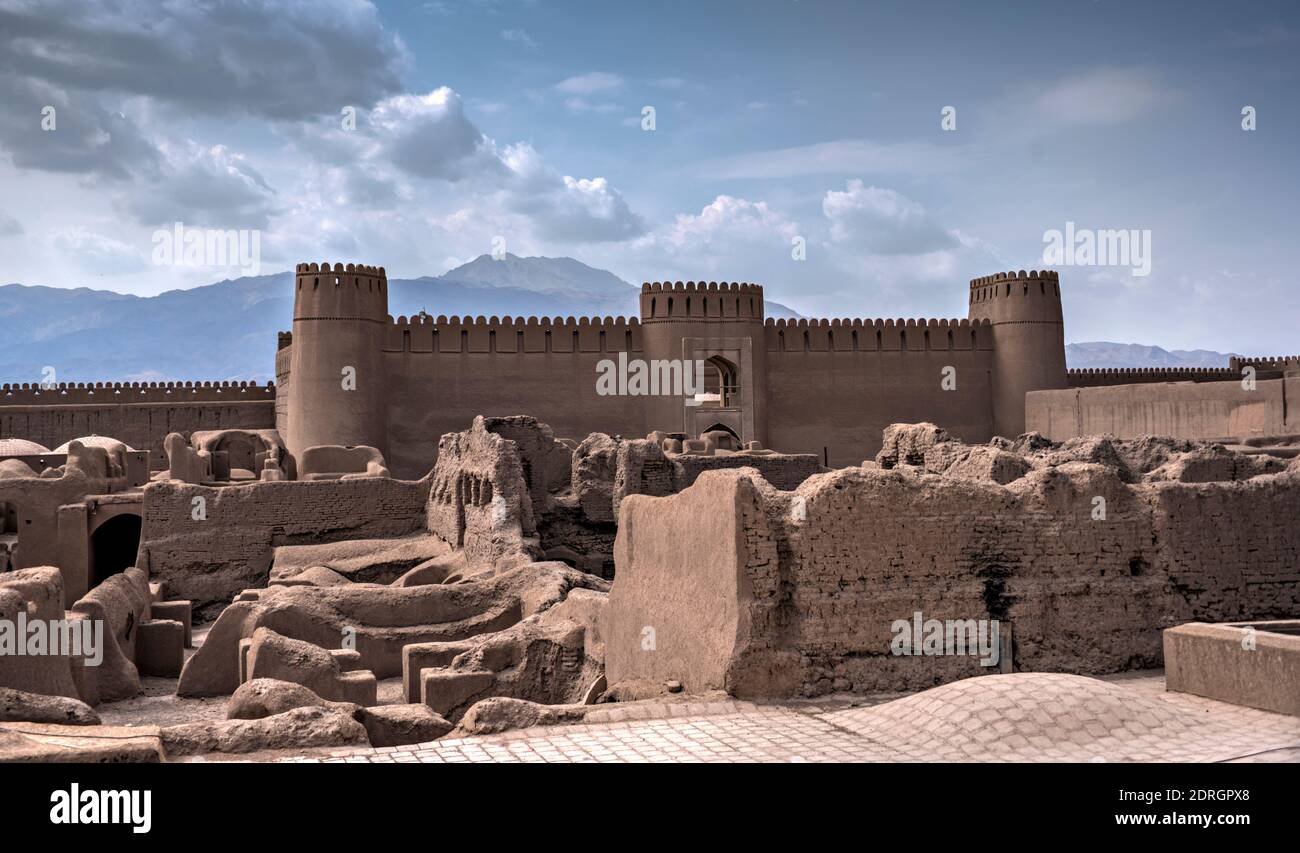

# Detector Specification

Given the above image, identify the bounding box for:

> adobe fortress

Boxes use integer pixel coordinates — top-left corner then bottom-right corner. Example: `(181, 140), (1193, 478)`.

(0, 261), (1297, 762)
(279, 263), (1069, 477)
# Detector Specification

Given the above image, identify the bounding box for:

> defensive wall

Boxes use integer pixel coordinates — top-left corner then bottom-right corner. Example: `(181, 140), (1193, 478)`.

(1027, 376), (1296, 442)
(272, 264), (1072, 477)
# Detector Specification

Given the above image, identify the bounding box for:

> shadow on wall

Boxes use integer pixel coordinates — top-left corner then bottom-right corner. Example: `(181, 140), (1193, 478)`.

(89, 513), (142, 589)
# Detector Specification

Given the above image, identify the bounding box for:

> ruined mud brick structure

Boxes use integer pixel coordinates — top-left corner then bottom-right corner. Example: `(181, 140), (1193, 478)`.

(0, 382), (276, 470)
(604, 428), (1300, 699)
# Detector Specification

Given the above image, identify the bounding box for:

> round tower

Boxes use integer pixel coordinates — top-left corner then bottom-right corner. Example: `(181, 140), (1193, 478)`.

(967, 269), (1067, 438)
(285, 262), (389, 462)
(638, 281), (768, 442)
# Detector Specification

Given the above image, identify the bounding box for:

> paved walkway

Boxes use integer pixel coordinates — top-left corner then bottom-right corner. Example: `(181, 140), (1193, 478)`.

(270, 672), (1300, 764)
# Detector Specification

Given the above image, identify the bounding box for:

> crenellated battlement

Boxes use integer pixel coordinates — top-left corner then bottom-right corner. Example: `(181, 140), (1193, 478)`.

(384, 313), (643, 353)
(968, 269), (1059, 288)
(640, 281), (763, 294)
(639, 281), (765, 322)
(0, 381), (275, 405)
(1067, 367), (1238, 387)
(968, 269), (1061, 306)
(388, 313), (640, 327)
(764, 317), (994, 352)
(1230, 355), (1300, 371)
(295, 262), (387, 276)
(293, 260), (388, 322)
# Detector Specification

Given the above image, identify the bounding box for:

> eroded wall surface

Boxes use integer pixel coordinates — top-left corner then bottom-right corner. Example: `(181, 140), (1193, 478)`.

(140, 478), (430, 615)
(605, 439), (1300, 698)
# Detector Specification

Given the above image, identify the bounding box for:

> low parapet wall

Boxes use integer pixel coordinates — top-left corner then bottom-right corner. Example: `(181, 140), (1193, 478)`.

(1027, 377), (1295, 442)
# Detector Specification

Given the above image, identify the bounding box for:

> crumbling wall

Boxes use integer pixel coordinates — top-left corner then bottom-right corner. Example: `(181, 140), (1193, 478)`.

(673, 448), (823, 490)
(426, 416), (540, 575)
(605, 432), (1300, 698)
(140, 477), (430, 616)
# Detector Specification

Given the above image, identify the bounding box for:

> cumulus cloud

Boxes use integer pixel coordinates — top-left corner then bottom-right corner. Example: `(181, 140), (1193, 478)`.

(281, 87), (645, 245)
(369, 88), (507, 182)
(589, 195), (801, 284)
(822, 180), (958, 255)
(499, 144), (643, 242)
(657, 195), (800, 252)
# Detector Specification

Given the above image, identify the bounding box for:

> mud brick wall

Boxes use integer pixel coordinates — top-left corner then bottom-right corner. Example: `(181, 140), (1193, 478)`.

(1026, 377), (1297, 442)
(674, 451), (823, 491)
(1143, 479), (1300, 620)
(1, 387), (277, 469)
(140, 477), (430, 615)
(607, 463), (1300, 698)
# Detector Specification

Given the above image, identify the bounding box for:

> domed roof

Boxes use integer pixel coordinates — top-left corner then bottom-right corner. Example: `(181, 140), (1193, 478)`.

(53, 436), (134, 453)
(0, 438), (51, 456)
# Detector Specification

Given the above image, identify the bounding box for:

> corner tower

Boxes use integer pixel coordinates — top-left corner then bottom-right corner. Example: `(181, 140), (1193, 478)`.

(967, 269), (1067, 438)
(285, 262), (389, 461)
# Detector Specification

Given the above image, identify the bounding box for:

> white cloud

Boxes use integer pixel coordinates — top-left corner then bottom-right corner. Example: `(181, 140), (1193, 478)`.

(500, 28), (537, 48)
(47, 227), (147, 273)
(370, 88), (507, 182)
(122, 143), (277, 228)
(822, 181), (958, 256)
(588, 195), (802, 286)
(499, 144), (644, 242)
(564, 97), (619, 114)
(555, 72), (624, 95)
(1034, 68), (1171, 126)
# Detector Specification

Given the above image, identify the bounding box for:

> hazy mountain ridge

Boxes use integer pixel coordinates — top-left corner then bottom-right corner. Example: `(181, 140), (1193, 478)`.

(0, 255), (799, 383)
(0, 256), (1234, 383)
(1065, 341), (1236, 370)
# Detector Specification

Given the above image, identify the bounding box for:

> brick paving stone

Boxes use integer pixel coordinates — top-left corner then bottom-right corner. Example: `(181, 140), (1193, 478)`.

(270, 672), (1300, 764)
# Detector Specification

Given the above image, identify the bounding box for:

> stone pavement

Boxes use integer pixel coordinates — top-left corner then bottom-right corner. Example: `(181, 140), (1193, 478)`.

(269, 671), (1300, 764)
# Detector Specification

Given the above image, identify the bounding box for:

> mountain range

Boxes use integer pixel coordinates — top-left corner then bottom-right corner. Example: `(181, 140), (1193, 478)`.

(0, 255), (1233, 382)
(1064, 341), (1235, 370)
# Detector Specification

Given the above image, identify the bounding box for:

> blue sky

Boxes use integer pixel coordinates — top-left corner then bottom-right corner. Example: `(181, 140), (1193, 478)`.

(0, 0), (1296, 353)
